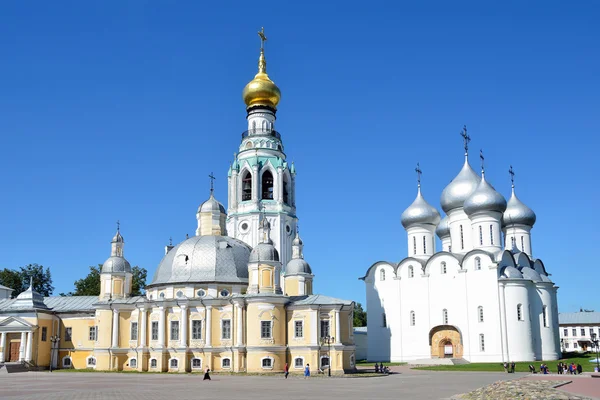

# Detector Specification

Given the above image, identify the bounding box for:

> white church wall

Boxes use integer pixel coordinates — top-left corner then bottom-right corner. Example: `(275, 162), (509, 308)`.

(365, 262), (394, 361)
(537, 283), (560, 360)
(501, 281), (535, 361)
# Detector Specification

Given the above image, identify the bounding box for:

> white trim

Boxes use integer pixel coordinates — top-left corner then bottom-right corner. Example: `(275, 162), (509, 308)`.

(85, 355), (96, 369)
(169, 357), (179, 369)
(149, 358), (158, 369)
(293, 356), (305, 369)
(222, 357), (232, 369)
(191, 357), (203, 370)
(261, 356), (274, 370)
(129, 357), (137, 368)
(62, 355), (73, 368)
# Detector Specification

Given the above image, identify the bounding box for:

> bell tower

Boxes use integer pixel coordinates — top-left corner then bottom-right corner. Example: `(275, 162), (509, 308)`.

(227, 28), (298, 269)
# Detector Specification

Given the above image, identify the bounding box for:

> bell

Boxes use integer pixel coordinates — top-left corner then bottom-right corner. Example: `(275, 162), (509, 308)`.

(243, 182), (251, 190)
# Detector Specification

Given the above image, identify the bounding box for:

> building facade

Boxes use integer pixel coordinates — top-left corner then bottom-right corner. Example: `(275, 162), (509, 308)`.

(0, 32), (355, 373)
(362, 136), (561, 363)
(558, 311), (600, 353)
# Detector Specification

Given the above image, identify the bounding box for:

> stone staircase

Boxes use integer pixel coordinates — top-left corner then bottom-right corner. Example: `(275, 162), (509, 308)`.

(0, 362), (30, 373)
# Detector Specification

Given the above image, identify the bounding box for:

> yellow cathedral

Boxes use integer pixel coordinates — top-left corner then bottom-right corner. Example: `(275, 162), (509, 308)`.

(0, 30), (356, 374)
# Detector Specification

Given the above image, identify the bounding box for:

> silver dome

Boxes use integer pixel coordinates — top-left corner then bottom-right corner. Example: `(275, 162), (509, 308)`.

(112, 231), (124, 243)
(249, 242), (280, 263)
(520, 266), (542, 282)
(102, 256), (132, 274)
(150, 235), (250, 286)
(440, 156), (481, 213)
(464, 174), (507, 216)
(199, 193), (226, 214)
(286, 258), (312, 275)
(436, 215), (450, 239)
(401, 187), (441, 229)
(292, 234), (303, 246)
(503, 188), (536, 227)
(500, 266), (523, 279)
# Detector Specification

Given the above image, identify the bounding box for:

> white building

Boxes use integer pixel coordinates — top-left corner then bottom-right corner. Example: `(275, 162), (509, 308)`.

(361, 130), (561, 363)
(558, 311), (600, 353)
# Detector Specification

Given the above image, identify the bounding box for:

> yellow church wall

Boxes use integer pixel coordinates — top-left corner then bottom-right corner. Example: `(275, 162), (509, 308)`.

(286, 309), (312, 345)
(96, 310), (113, 348)
(284, 278), (299, 296)
(113, 278), (123, 296)
(58, 317), (95, 350)
(117, 311), (133, 347)
(35, 318), (54, 366)
(246, 303), (286, 347)
(246, 351), (286, 373)
(58, 350), (93, 369)
(339, 310), (351, 344)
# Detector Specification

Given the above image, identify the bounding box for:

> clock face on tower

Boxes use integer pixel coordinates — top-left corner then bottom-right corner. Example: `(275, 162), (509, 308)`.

(239, 221), (250, 234)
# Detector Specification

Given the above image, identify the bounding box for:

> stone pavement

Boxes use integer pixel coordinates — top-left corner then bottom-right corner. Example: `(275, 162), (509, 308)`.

(524, 375), (600, 400)
(451, 379), (591, 400)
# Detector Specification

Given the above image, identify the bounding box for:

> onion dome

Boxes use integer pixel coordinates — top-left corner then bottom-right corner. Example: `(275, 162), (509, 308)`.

(249, 242), (280, 263)
(286, 258), (312, 275)
(401, 187), (441, 229)
(435, 215), (450, 239)
(102, 256), (132, 273)
(440, 156), (481, 213)
(503, 187), (536, 227)
(112, 230), (124, 243)
(242, 48), (281, 109)
(199, 192), (226, 214)
(464, 173), (507, 216)
(292, 233), (303, 246)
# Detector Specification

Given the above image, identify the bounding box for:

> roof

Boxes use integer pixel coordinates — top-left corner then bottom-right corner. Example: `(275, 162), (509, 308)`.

(0, 296), (98, 313)
(288, 294), (353, 306)
(559, 312), (600, 325)
(353, 327), (367, 334)
(0, 284), (13, 291)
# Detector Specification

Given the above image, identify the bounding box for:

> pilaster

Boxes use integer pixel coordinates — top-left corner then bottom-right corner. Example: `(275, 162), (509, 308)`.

(112, 309), (119, 348)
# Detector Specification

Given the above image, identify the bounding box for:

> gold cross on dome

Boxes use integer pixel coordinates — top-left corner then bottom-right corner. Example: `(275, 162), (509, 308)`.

(258, 27), (267, 50)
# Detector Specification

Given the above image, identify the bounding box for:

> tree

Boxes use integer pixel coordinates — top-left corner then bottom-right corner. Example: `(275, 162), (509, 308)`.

(0, 264), (54, 297)
(61, 264), (147, 297)
(131, 266), (147, 296)
(0, 268), (24, 295)
(353, 302), (367, 327)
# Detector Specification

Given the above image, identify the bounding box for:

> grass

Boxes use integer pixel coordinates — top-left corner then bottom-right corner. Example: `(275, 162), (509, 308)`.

(356, 360), (406, 367)
(413, 352), (600, 373)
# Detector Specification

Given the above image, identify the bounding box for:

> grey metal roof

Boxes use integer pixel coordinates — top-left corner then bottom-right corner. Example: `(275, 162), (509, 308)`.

(288, 294), (353, 306)
(503, 187), (536, 227)
(0, 284), (13, 291)
(150, 235), (251, 287)
(464, 173), (507, 216)
(249, 242), (279, 263)
(401, 187), (441, 229)
(199, 193), (226, 214)
(102, 256), (132, 274)
(353, 327), (367, 334)
(285, 258), (312, 275)
(436, 215), (450, 239)
(0, 296), (98, 313)
(559, 312), (600, 325)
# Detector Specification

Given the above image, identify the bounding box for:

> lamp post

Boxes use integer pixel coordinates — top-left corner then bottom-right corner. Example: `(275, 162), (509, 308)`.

(49, 335), (59, 372)
(320, 336), (334, 377)
(592, 333), (600, 372)
(560, 338), (565, 354)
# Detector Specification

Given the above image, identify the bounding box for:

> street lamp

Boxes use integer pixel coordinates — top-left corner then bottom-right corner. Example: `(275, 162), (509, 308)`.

(49, 335), (59, 372)
(591, 333), (600, 373)
(320, 336), (334, 377)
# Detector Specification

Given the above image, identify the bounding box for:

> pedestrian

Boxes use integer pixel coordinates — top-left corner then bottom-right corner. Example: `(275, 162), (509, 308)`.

(379, 362), (384, 373)
(510, 362), (515, 373)
(577, 364), (582, 375)
(304, 363), (310, 379)
(529, 364), (535, 373)
(374, 363), (379, 373)
(203, 366), (211, 381)
(557, 363), (562, 374)
(503, 362), (508, 373)
(284, 362), (289, 379)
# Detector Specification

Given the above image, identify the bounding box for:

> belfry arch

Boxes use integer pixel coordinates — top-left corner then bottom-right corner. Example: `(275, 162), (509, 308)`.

(429, 325), (463, 359)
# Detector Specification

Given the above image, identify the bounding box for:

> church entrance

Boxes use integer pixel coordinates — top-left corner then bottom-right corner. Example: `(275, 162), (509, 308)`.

(9, 342), (20, 362)
(429, 325), (463, 359)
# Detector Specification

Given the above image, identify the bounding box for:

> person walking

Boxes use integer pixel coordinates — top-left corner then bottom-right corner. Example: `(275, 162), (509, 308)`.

(284, 362), (289, 379)
(510, 362), (515, 373)
(304, 363), (310, 379)
(503, 362), (508, 373)
(203, 366), (211, 381)
(577, 364), (583, 375)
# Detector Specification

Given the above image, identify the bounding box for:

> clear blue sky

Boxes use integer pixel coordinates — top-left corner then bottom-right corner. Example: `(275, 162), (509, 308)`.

(0, 2), (598, 312)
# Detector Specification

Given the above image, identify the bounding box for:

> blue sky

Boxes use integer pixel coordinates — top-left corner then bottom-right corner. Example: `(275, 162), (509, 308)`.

(0, 2), (598, 312)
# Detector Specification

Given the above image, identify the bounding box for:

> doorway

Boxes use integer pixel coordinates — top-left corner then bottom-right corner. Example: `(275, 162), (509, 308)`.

(9, 342), (20, 362)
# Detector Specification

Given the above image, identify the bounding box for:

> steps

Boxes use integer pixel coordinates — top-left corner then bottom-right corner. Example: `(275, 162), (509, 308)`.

(0, 362), (29, 373)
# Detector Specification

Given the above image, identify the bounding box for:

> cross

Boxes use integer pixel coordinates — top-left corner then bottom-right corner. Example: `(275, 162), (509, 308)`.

(415, 162), (422, 187)
(460, 125), (471, 153)
(116, 220), (120, 232)
(208, 172), (216, 193)
(509, 165), (515, 187)
(480, 149), (485, 172)
(169, 236), (173, 246)
(258, 27), (267, 50)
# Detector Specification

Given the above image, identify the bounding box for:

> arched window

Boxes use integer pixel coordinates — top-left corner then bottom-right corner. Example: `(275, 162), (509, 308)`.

(413, 236), (417, 255)
(129, 358), (137, 368)
(294, 357), (304, 368)
(479, 334), (485, 352)
(475, 257), (481, 270)
(478, 306), (484, 322)
(441, 262), (447, 274)
(511, 236), (516, 248)
(150, 359), (158, 368)
(408, 265), (414, 278)
(489, 225), (494, 245)
(62, 356), (72, 368)
(542, 306), (548, 327)
(380, 269), (385, 281)
(517, 304), (523, 321)
(320, 356), (330, 368)
(222, 358), (231, 368)
(261, 357), (274, 369)
(261, 170), (274, 200)
(252, 120), (256, 132)
(460, 225), (464, 250)
(170, 358), (178, 369)
(423, 236), (427, 253)
(382, 313), (387, 327)
(283, 174), (289, 204)
(86, 356), (96, 368)
(192, 358), (202, 369)
(410, 311), (416, 326)
(262, 120), (267, 131)
(242, 170), (252, 201)
(521, 236), (525, 251)
(479, 225), (483, 245)
(442, 309), (448, 324)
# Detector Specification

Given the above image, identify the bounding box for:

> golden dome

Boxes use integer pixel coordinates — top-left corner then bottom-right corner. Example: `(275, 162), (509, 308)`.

(242, 49), (281, 109)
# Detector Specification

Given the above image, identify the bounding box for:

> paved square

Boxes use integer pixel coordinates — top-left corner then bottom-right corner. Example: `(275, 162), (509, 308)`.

(0, 368), (526, 400)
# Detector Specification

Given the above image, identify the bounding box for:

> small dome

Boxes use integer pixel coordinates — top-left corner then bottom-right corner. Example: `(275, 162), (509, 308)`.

(249, 242), (280, 263)
(401, 187), (441, 229)
(112, 230), (124, 243)
(500, 266), (523, 279)
(286, 258), (312, 275)
(199, 193), (226, 214)
(440, 157), (481, 213)
(539, 274), (552, 283)
(292, 233), (303, 246)
(436, 215), (450, 239)
(464, 174), (507, 216)
(520, 266), (542, 282)
(102, 256), (132, 274)
(503, 188), (536, 227)
(242, 51), (281, 109)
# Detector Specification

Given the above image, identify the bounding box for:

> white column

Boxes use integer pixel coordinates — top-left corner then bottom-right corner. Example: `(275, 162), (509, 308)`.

(205, 306), (212, 347)
(252, 165), (259, 205)
(236, 304), (243, 346)
(158, 306), (166, 347)
(180, 305), (188, 347)
(25, 332), (33, 362)
(139, 308), (147, 348)
(335, 309), (341, 344)
(276, 167), (283, 203)
(112, 309), (119, 348)
(0, 332), (6, 362)
(19, 332), (26, 360)
(310, 310), (318, 345)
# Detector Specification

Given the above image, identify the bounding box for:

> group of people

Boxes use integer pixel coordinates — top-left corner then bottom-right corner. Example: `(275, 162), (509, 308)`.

(503, 362), (516, 373)
(557, 362), (583, 375)
(374, 362), (390, 374)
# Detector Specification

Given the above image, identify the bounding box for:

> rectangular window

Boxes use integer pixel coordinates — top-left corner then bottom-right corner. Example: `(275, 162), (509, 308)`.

(564, 328), (568, 337)
(542, 307), (548, 328)
(294, 321), (303, 338)
(41, 327), (47, 342)
(521, 236), (524, 250)
(591, 328), (595, 336)
(517, 305), (523, 321)
(423, 236), (427, 254)
(565, 342), (570, 349)
(294, 357), (303, 368)
(131, 322), (138, 341)
(479, 225), (483, 245)
(151, 321), (159, 341)
(261, 321), (272, 339)
(479, 334), (485, 352)
(572, 328), (576, 336)
(490, 225), (494, 245)
(460, 225), (464, 250)
(89, 326), (97, 341)
(382, 313), (387, 327)
(320, 320), (330, 338)
(581, 328), (586, 336)
(413, 236), (416, 255)
(192, 358), (202, 368)
(574, 342), (578, 348)
(222, 320), (231, 340)
(192, 320), (202, 340)
(170, 321), (179, 341)
(262, 358), (272, 368)
(65, 327), (72, 341)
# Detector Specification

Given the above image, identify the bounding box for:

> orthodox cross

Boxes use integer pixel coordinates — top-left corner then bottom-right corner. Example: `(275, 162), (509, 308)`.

(509, 165), (515, 187)
(460, 125), (471, 153)
(208, 172), (216, 193)
(169, 236), (173, 246)
(116, 220), (120, 232)
(258, 27), (267, 50)
(480, 149), (485, 172)
(415, 162), (422, 187)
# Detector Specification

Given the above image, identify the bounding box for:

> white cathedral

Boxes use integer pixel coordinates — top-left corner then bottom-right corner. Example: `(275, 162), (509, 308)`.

(362, 130), (561, 363)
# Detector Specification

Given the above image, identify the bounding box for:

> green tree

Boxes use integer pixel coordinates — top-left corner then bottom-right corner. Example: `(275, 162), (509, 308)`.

(0, 264), (54, 297)
(61, 265), (147, 296)
(0, 268), (24, 295)
(353, 302), (367, 327)
(131, 265), (147, 296)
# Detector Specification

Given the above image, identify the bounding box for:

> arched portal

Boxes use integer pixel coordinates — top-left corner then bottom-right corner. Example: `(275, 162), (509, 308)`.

(429, 325), (463, 359)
